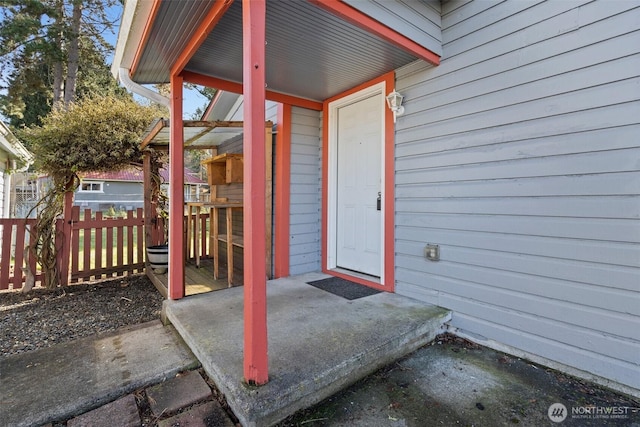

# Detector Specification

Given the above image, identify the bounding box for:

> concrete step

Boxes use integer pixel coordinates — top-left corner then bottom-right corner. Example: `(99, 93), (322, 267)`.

(0, 320), (199, 427)
(164, 273), (451, 427)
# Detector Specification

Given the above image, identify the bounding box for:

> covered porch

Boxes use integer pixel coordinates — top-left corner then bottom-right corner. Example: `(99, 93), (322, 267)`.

(113, 0), (442, 387)
(164, 272), (450, 426)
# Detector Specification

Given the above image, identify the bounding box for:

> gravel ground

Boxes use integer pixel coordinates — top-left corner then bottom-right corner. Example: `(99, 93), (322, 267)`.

(0, 275), (164, 356)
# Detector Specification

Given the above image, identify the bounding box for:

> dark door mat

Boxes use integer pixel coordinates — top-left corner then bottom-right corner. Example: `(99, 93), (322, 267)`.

(306, 277), (381, 300)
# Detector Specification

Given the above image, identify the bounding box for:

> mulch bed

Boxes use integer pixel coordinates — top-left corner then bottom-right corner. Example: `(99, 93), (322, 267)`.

(0, 274), (164, 356)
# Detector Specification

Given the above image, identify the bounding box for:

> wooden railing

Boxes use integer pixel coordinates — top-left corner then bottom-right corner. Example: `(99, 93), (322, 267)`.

(0, 207), (149, 291)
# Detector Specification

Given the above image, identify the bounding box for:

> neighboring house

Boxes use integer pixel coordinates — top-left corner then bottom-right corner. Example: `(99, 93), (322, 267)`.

(113, 1), (640, 394)
(76, 167), (207, 213)
(0, 122), (33, 218)
(10, 172), (40, 218)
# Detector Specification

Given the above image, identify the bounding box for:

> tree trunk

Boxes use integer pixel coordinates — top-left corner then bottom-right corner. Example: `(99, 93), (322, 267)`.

(63, 0), (83, 107)
(52, 61), (64, 107)
(21, 245), (35, 293)
(52, 0), (65, 108)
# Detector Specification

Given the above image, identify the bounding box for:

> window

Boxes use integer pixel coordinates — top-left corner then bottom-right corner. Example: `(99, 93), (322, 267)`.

(79, 181), (103, 192)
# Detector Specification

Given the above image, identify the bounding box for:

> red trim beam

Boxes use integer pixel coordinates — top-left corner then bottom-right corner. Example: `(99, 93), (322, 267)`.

(170, 0), (234, 76)
(309, 0), (440, 66)
(130, 0), (162, 77)
(182, 71), (323, 111)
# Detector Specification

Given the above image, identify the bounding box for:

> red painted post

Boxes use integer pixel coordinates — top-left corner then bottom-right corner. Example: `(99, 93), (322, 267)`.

(168, 74), (185, 300)
(274, 104), (291, 278)
(143, 151), (154, 248)
(242, 0), (269, 385)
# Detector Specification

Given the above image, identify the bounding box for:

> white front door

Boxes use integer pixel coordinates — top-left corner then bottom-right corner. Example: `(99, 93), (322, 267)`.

(335, 92), (383, 277)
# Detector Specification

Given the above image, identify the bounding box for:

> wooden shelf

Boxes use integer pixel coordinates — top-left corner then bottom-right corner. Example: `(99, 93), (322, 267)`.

(202, 153), (243, 185)
(218, 234), (244, 248)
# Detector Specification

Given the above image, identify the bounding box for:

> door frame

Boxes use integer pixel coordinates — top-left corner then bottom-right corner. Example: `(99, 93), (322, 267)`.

(322, 71), (395, 292)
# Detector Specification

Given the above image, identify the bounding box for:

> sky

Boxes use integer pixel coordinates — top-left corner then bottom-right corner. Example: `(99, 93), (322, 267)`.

(0, 2), (209, 123)
(106, 3), (210, 119)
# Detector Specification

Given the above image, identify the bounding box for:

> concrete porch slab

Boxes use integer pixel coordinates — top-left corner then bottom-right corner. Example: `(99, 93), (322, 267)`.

(164, 272), (451, 427)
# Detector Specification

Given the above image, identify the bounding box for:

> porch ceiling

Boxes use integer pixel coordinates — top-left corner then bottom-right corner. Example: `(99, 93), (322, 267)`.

(130, 0), (419, 101)
(141, 119), (246, 150)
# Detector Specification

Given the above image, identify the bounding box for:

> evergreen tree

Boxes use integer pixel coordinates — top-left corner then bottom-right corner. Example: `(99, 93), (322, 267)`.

(0, 0), (121, 127)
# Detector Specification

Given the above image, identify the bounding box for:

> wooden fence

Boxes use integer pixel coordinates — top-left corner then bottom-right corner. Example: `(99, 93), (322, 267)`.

(0, 218), (39, 290)
(0, 207), (148, 291)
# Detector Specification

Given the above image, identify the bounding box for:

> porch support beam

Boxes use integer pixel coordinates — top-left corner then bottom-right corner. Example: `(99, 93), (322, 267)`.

(242, 0), (269, 385)
(309, 0), (440, 66)
(274, 104), (291, 278)
(143, 152), (154, 247)
(130, 0), (162, 77)
(170, 0), (234, 76)
(182, 71), (323, 111)
(168, 74), (185, 300)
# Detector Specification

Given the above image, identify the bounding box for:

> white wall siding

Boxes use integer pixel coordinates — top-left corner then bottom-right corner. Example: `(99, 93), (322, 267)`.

(394, 0), (640, 392)
(289, 107), (322, 275)
(0, 164), (6, 218)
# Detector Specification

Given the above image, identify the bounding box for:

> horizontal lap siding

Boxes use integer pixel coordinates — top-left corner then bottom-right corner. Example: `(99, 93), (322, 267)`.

(344, 0), (442, 57)
(289, 107), (321, 275)
(394, 0), (640, 390)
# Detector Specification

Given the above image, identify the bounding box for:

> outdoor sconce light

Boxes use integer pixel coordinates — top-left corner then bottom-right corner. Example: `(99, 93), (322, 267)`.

(386, 89), (405, 123)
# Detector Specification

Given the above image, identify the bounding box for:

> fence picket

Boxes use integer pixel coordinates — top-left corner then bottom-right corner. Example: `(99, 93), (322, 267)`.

(82, 209), (92, 276)
(12, 221), (26, 289)
(1, 208), (149, 290)
(1, 220), (14, 288)
(136, 208), (144, 266)
(116, 223), (124, 276)
(70, 207), (81, 278)
(106, 222), (114, 272)
(95, 211), (103, 271)
(127, 210), (134, 266)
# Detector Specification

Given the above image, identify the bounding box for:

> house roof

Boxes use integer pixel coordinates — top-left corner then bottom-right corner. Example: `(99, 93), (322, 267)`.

(112, 0), (440, 103)
(0, 122), (33, 167)
(80, 167), (206, 185)
(202, 90), (242, 121)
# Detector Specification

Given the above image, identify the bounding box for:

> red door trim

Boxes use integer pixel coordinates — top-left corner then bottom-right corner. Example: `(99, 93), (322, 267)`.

(321, 71), (395, 293)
